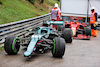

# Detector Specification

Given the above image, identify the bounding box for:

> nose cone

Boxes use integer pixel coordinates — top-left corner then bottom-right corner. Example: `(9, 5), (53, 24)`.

(24, 51), (31, 57)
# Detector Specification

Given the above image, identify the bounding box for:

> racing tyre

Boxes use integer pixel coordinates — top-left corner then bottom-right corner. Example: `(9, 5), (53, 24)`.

(62, 28), (73, 43)
(85, 27), (91, 36)
(4, 36), (20, 55)
(52, 37), (65, 58)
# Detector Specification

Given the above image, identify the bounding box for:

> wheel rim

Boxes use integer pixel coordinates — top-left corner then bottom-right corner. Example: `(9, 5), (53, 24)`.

(15, 39), (20, 51)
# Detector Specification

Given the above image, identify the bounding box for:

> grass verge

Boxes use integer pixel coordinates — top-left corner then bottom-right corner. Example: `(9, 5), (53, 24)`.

(0, 46), (4, 51)
(0, 0), (58, 24)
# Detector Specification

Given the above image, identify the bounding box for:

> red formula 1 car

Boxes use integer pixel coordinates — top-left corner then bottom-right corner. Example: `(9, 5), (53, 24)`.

(62, 20), (91, 40)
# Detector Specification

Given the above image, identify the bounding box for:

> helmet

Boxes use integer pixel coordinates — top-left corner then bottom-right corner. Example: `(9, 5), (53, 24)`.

(91, 7), (95, 10)
(54, 3), (58, 8)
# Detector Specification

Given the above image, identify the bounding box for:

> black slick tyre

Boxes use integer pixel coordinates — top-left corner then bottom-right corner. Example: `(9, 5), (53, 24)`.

(52, 37), (65, 58)
(85, 27), (91, 36)
(62, 28), (73, 43)
(4, 36), (20, 55)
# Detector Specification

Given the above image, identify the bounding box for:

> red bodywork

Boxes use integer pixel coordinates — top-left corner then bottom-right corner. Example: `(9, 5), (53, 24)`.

(64, 21), (90, 40)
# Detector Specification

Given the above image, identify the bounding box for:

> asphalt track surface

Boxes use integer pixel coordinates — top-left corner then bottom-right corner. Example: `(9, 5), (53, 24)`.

(0, 31), (100, 67)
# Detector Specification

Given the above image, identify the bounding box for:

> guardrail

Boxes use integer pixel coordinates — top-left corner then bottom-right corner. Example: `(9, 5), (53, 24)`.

(0, 13), (51, 44)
